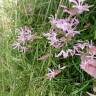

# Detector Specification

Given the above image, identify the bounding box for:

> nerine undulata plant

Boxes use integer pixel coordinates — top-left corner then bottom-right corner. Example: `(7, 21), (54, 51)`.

(44, 0), (96, 80)
(12, 26), (36, 52)
(12, 0), (96, 80)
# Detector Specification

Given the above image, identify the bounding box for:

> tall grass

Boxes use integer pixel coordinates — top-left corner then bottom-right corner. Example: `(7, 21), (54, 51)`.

(0, 0), (96, 96)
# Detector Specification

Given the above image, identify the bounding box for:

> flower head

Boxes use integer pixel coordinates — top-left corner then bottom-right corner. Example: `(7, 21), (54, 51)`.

(17, 26), (32, 43)
(88, 46), (96, 55)
(43, 29), (61, 48)
(60, 5), (79, 16)
(55, 50), (69, 58)
(61, 0), (91, 15)
(12, 42), (21, 50)
(75, 42), (86, 50)
(12, 26), (33, 52)
(69, 0), (91, 14)
(46, 68), (61, 80)
(85, 41), (96, 55)
(80, 54), (96, 78)
(67, 49), (75, 56)
(50, 16), (70, 32)
(50, 16), (80, 37)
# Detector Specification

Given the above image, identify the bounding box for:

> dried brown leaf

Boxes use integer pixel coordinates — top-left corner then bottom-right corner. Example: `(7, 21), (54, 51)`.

(38, 54), (50, 60)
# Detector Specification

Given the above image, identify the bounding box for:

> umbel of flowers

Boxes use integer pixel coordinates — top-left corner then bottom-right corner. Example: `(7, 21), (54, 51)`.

(12, 26), (35, 52)
(43, 0), (96, 80)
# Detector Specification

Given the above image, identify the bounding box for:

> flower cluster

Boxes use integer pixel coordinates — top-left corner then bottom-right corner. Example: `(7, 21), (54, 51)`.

(46, 68), (61, 80)
(12, 26), (33, 52)
(43, 0), (95, 79)
(55, 41), (94, 58)
(50, 16), (80, 36)
(61, 0), (91, 16)
(44, 0), (91, 49)
(56, 40), (96, 77)
(44, 16), (80, 48)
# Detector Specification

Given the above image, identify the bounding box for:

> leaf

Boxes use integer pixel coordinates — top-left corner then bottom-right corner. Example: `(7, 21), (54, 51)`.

(93, 79), (96, 93)
(60, 66), (66, 70)
(94, 30), (96, 40)
(86, 92), (95, 96)
(71, 80), (91, 95)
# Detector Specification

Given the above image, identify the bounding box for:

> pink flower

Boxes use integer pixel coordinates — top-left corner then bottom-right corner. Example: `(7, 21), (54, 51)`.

(50, 16), (70, 32)
(70, 17), (79, 26)
(17, 26), (32, 43)
(12, 42), (21, 50)
(60, 5), (79, 16)
(67, 49), (75, 56)
(61, 0), (91, 15)
(47, 68), (61, 80)
(49, 15), (57, 26)
(85, 41), (96, 55)
(12, 42), (28, 52)
(12, 26), (33, 52)
(50, 16), (80, 37)
(87, 46), (96, 56)
(89, 47), (96, 55)
(69, 0), (91, 14)
(17, 33), (32, 42)
(55, 50), (69, 58)
(43, 30), (57, 43)
(65, 17), (80, 36)
(55, 46), (81, 58)
(43, 29), (61, 48)
(75, 43), (86, 50)
(66, 30), (80, 37)
(80, 54), (96, 78)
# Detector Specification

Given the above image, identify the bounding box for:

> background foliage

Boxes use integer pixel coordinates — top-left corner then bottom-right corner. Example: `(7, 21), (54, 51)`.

(0, 0), (96, 96)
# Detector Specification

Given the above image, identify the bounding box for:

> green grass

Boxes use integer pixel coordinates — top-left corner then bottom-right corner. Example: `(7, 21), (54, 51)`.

(0, 0), (96, 96)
